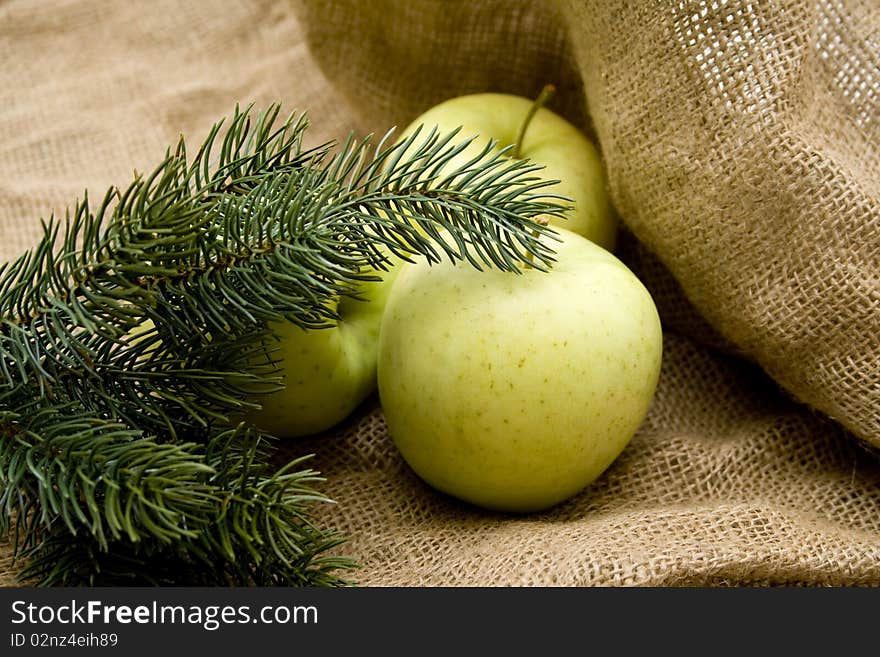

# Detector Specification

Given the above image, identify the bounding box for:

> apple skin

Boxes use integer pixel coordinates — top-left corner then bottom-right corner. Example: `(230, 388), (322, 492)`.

(249, 265), (400, 438)
(400, 92), (617, 250)
(376, 227), (662, 512)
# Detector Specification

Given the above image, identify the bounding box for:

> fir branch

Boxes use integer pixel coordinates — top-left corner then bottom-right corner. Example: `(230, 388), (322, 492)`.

(15, 428), (349, 587)
(0, 103), (568, 586)
(0, 406), (214, 548)
(1, 405), (351, 584)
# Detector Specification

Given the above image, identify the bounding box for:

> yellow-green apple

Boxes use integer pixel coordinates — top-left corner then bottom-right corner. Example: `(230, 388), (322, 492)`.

(125, 265), (399, 439)
(249, 265), (400, 438)
(399, 87), (617, 250)
(377, 227), (662, 512)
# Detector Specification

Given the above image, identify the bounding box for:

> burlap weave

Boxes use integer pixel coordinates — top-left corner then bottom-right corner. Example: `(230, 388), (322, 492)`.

(1, 0), (879, 586)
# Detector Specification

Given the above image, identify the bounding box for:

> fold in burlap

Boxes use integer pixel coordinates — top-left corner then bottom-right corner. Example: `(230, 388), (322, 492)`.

(1, 0), (878, 586)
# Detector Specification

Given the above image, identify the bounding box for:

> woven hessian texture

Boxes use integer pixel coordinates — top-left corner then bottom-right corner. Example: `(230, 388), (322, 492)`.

(1, 0), (879, 586)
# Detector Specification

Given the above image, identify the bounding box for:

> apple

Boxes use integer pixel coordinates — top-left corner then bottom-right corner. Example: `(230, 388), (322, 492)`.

(122, 264), (399, 439)
(248, 264), (401, 438)
(399, 88), (617, 250)
(376, 227), (662, 512)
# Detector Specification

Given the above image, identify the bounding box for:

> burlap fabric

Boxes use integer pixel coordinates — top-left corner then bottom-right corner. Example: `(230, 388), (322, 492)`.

(1, 0), (878, 586)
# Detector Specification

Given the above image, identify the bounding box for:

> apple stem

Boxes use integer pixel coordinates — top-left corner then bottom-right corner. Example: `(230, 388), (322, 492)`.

(524, 216), (551, 270)
(512, 84), (556, 159)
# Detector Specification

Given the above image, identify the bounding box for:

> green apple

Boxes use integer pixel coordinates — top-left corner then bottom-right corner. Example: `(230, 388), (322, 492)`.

(377, 227), (662, 512)
(249, 264), (400, 438)
(123, 265), (399, 439)
(399, 88), (617, 250)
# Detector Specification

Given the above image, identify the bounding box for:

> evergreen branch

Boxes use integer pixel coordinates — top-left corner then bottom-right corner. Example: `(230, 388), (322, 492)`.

(3, 410), (352, 586)
(0, 406), (214, 549)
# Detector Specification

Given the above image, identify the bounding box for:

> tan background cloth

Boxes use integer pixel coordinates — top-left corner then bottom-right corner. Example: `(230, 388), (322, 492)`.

(1, 0), (879, 585)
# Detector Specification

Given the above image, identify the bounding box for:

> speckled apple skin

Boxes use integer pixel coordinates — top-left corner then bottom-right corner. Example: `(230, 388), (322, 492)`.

(377, 228), (662, 512)
(400, 93), (617, 250)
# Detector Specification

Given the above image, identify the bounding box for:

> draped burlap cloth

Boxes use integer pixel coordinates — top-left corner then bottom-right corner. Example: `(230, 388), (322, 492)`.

(1, 0), (878, 586)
